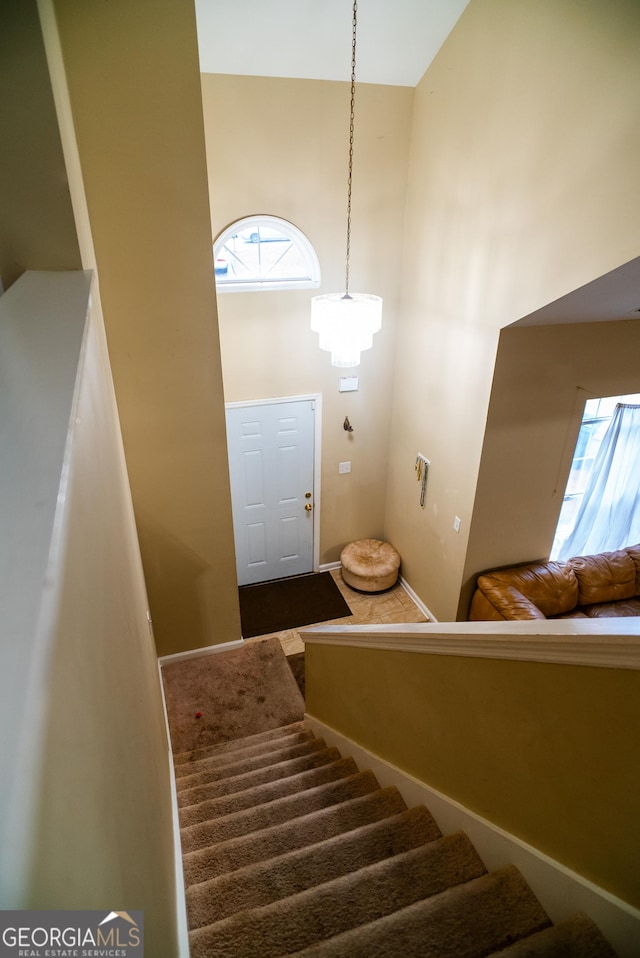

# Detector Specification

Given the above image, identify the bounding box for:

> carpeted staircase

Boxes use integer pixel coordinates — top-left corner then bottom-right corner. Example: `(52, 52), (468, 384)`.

(173, 720), (616, 957)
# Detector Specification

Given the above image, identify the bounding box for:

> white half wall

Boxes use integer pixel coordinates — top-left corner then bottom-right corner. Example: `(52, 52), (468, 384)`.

(0, 271), (180, 956)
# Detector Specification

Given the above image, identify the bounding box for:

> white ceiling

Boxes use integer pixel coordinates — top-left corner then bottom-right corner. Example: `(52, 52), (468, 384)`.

(195, 0), (471, 87)
(515, 258), (640, 327)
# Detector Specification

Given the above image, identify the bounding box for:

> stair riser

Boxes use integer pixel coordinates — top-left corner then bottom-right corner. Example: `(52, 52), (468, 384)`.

(175, 736), (324, 784)
(486, 915), (617, 958)
(186, 815), (454, 929)
(179, 757), (358, 828)
(180, 770), (380, 855)
(283, 867), (551, 958)
(177, 747), (340, 809)
(188, 832), (488, 955)
(181, 787), (408, 886)
(173, 722), (308, 766)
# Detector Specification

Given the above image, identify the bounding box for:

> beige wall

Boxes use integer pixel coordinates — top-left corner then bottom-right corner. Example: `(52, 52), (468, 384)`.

(0, 0), (80, 290)
(27, 0), (640, 645)
(386, 0), (640, 620)
(201, 75), (413, 562)
(51, 0), (241, 655)
(461, 319), (640, 614)
(306, 639), (640, 909)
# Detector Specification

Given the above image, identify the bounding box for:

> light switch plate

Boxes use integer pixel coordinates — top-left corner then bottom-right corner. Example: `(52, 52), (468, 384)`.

(339, 461), (352, 474)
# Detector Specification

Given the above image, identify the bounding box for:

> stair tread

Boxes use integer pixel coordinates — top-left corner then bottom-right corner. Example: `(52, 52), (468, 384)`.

(189, 830), (481, 943)
(179, 769), (381, 854)
(172, 717), (614, 958)
(189, 863), (548, 958)
(181, 785), (407, 886)
(178, 746), (340, 809)
(283, 865), (550, 958)
(487, 912), (617, 957)
(186, 804), (443, 927)
(173, 721), (308, 764)
(175, 734), (322, 783)
(179, 756), (358, 827)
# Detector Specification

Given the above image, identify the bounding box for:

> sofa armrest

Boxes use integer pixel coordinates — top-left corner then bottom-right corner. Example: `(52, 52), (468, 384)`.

(471, 576), (547, 620)
(468, 590), (509, 621)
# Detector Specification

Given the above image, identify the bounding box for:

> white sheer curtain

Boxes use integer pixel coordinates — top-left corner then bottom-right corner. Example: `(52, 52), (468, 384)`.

(555, 403), (640, 560)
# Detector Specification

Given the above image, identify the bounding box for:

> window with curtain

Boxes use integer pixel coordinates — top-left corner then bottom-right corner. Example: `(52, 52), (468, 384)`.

(551, 394), (640, 560)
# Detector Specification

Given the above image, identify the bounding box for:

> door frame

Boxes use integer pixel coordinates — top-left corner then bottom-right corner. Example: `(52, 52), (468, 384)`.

(224, 393), (323, 575)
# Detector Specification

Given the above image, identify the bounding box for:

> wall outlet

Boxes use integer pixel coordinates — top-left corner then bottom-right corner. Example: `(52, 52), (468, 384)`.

(453, 515), (461, 533)
(339, 461), (352, 474)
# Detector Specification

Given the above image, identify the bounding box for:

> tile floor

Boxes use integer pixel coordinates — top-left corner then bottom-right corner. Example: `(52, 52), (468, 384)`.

(245, 567), (429, 657)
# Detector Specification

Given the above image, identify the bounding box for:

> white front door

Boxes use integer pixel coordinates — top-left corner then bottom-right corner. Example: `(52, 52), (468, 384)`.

(226, 398), (316, 586)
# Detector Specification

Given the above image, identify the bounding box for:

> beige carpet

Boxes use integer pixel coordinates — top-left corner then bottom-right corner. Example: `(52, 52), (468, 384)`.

(162, 637), (304, 754)
(171, 723), (617, 958)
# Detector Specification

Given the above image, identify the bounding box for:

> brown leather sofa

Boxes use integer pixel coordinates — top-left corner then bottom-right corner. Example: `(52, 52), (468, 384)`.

(469, 544), (640, 620)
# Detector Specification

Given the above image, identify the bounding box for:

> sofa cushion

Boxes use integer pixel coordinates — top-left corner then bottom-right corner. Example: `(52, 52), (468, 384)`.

(477, 561), (578, 619)
(567, 549), (635, 606)
(582, 597), (640, 617)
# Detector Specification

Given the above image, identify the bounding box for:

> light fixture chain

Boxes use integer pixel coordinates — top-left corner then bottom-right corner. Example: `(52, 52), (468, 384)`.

(345, 0), (358, 297)
(310, 0), (382, 367)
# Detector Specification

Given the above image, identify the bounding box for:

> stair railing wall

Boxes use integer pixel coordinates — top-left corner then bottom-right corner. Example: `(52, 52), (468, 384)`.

(302, 620), (640, 922)
(0, 272), (180, 957)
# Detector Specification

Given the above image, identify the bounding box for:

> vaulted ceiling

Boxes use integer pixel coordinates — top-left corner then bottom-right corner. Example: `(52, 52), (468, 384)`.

(195, 0), (640, 324)
(195, 0), (471, 87)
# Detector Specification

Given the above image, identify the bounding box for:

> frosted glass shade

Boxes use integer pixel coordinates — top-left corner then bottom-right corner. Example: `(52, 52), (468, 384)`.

(311, 293), (382, 367)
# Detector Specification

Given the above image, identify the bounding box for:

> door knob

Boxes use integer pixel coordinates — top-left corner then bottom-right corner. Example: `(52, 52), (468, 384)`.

(305, 503), (313, 512)
(305, 492), (312, 498)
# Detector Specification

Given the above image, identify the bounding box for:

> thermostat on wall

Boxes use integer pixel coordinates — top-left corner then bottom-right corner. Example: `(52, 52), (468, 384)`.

(339, 376), (359, 392)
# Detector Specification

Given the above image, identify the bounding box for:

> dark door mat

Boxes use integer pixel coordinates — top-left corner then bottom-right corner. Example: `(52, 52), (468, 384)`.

(239, 571), (352, 638)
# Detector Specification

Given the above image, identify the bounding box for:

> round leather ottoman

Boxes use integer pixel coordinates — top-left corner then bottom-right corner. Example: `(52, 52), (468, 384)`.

(340, 539), (401, 593)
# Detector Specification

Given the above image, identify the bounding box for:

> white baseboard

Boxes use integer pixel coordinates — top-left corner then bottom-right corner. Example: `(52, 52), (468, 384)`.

(304, 715), (640, 958)
(157, 662), (190, 958)
(399, 574), (437, 622)
(158, 637), (244, 667)
(318, 561), (341, 572)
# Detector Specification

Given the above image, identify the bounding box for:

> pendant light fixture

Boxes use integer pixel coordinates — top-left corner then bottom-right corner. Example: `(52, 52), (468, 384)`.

(311, 0), (382, 367)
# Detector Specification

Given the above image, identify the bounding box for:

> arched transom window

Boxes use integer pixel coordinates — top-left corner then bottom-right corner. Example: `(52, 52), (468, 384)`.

(213, 215), (321, 292)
